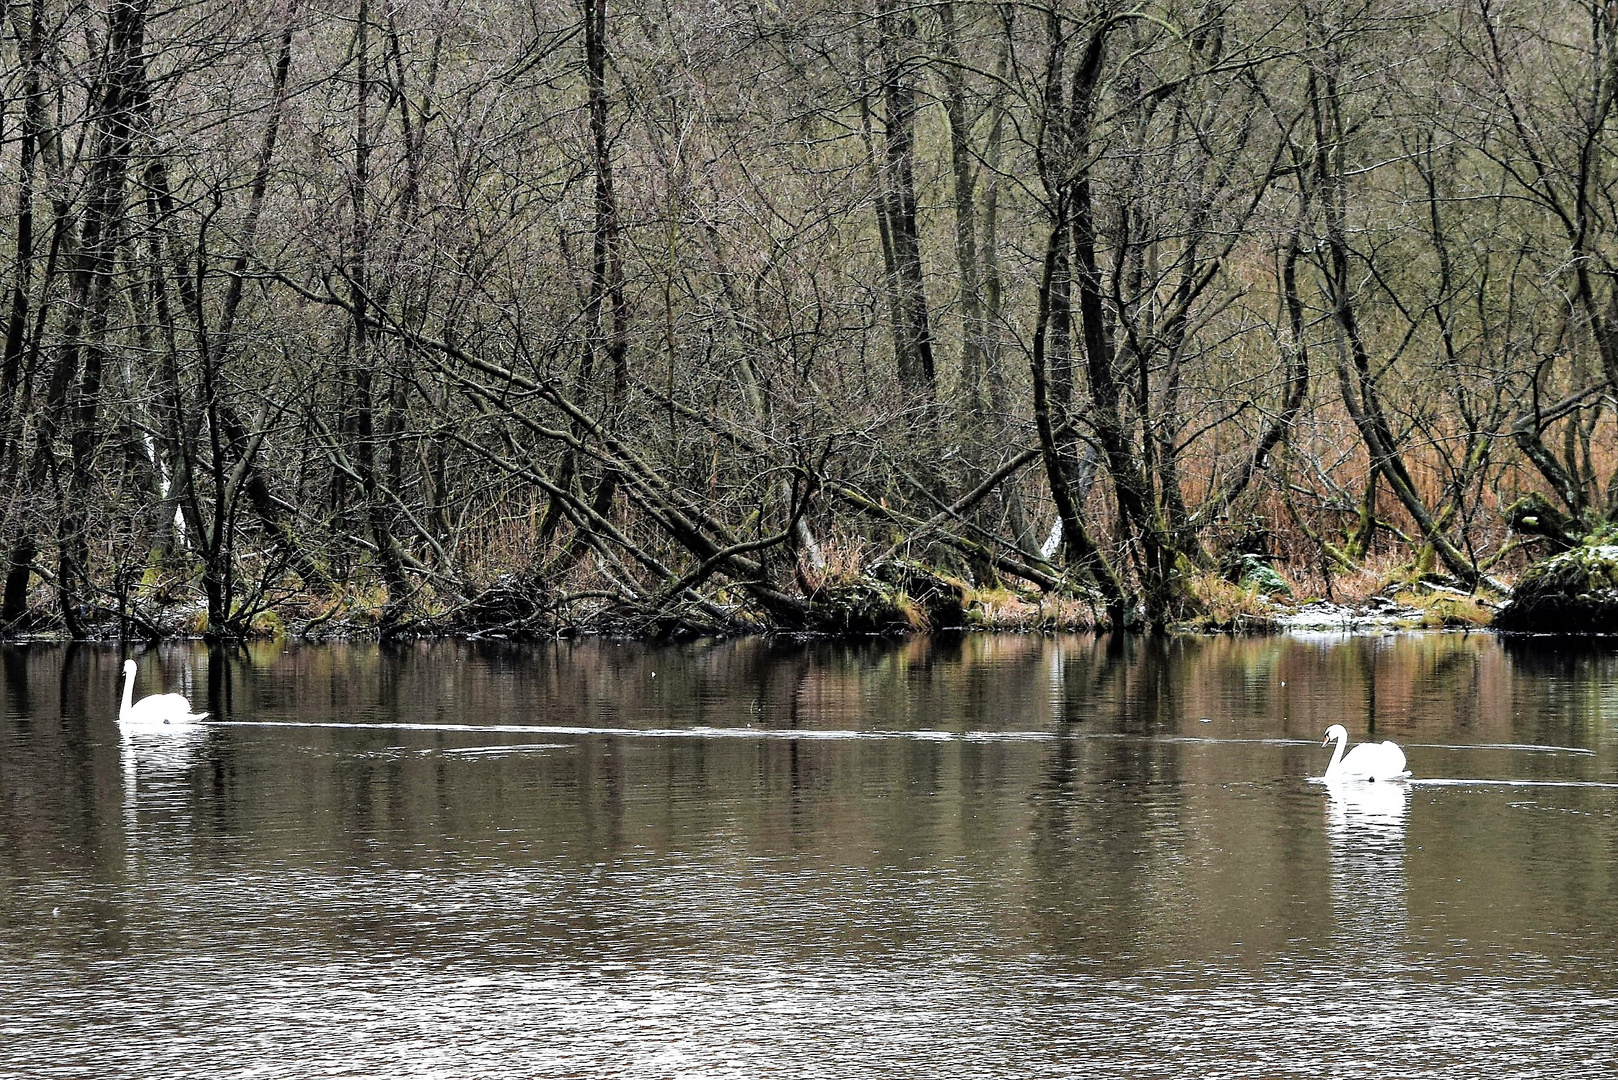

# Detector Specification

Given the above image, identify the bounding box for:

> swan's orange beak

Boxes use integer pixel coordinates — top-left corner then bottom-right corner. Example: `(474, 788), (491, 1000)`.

(1321, 734), (1330, 746)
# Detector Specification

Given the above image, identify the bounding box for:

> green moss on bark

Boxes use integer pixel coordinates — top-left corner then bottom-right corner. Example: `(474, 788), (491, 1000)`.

(1495, 544), (1618, 632)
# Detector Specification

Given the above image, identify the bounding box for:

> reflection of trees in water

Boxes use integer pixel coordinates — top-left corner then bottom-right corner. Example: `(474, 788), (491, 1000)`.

(1044, 632), (1521, 744)
(1, 646), (31, 717)
(0, 645), (147, 881)
(1047, 633), (1186, 735)
(1499, 637), (1618, 750)
(1325, 779), (1409, 964)
(1026, 636), (1187, 969)
(1499, 635), (1618, 677)
(10, 634), (1591, 969)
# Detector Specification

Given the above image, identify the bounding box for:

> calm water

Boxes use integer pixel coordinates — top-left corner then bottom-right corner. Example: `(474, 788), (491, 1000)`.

(3, 633), (1618, 1077)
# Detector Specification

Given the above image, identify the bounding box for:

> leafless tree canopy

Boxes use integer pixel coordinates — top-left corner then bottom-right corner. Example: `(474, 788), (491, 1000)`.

(1, 0), (1614, 638)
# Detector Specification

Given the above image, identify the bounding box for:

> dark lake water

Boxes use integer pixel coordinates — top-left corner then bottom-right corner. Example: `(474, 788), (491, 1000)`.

(4, 632), (1618, 1077)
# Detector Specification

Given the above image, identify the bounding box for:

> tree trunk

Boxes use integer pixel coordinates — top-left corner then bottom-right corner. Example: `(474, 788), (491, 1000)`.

(875, 0), (936, 404)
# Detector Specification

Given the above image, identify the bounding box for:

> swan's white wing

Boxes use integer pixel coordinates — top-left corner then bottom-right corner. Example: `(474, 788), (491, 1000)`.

(1339, 740), (1409, 780)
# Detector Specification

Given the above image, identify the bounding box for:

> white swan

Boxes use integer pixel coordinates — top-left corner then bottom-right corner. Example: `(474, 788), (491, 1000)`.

(1321, 723), (1409, 781)
(119, 659), (208, 728)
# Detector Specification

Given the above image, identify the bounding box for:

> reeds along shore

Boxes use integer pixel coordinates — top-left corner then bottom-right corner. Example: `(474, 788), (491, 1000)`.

(0, 0), (1610, 640)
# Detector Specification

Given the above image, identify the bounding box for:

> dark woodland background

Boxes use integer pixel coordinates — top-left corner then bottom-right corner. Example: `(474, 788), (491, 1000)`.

(2, 0), (1615, 638)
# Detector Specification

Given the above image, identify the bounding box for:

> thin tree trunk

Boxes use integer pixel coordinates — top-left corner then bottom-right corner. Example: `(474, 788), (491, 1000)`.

(348, 0), (411, 621)
(1308, 60), (1479, 586)
(876, 0), (936, 403)
(52, 0), (152, 635)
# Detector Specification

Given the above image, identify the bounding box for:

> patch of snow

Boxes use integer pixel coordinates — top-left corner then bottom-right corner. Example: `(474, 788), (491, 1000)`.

(1274, 597), (1425, 630)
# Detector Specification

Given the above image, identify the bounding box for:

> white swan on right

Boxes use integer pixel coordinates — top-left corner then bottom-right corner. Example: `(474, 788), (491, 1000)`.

(119, 659), (208, 728)
(1321, 723), (1409, 781)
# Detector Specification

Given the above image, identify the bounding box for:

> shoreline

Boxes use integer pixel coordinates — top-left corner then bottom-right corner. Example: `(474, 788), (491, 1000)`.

(0, 591), (1501, 644)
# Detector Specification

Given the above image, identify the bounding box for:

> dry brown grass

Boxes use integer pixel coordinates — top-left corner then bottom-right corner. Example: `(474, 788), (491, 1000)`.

(1388, 587), (1497, 628)
(964, 587), (1105, 631)
(1283, 550), (1410, 606)
(1182, 575), (1284, 630)
(799, 532), (871, 593)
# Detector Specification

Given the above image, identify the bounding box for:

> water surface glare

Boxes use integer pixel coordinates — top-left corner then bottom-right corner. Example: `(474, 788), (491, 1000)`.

(5, 633), (1618, 1077)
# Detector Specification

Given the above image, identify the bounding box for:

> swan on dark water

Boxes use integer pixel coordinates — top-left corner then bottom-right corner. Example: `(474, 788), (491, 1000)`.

(119, 659), (207, 728)
(1321, 723), (1409, 781)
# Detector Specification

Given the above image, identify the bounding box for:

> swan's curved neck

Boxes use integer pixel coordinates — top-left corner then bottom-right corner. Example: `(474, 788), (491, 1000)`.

(120, 666), (135, 722)
(1325, 731), (1346, 775)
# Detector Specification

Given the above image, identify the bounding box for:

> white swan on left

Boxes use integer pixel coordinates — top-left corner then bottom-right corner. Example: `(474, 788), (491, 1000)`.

(1321, 723), (1409, 781)
(119, 659), (207, 728)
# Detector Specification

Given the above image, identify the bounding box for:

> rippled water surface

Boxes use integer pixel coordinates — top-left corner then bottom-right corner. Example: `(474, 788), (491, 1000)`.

(5, 633), (1618, 1077)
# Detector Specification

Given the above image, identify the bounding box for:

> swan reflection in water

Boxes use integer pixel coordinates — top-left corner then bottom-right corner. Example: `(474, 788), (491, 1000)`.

(120, 724), (208, 871)
(1323, 776), (1411, 962)
(1325, 776), (1410, 839)
(120, 724), (207, 777)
